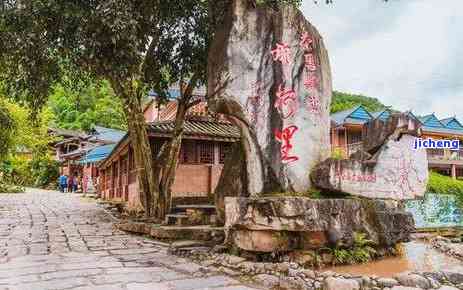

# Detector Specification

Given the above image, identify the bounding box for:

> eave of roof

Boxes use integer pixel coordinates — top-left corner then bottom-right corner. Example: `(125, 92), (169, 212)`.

(99, 118), (240, 168)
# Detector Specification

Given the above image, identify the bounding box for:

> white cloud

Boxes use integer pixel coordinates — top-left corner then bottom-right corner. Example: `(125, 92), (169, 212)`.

(301, 0), (463, 120)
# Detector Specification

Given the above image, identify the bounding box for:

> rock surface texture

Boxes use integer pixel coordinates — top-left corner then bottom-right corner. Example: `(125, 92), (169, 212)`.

(225, 197), (414, 252)
(311, 113), (428, 200)
(208, 0), (332, 195)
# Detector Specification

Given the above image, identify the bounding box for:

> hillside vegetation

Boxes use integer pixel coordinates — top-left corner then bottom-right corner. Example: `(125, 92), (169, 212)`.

(331, 91), (388, 114)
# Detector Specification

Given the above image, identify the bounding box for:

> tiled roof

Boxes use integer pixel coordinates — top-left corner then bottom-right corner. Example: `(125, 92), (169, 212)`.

(147, 118), (240, 140)
(440, 117), (455, 126)
(88, 126), (126, 144)
(421, 126), (463, 136)
(330, 107), (358, 125)
(79, 144), (116, 164)
(330, 105), (372, 125)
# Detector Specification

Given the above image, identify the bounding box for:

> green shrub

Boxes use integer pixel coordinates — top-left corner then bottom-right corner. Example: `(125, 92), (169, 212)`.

(427, 171), (463, 195)
(328, 232), (376, 265)
(0, 182), (25, 193)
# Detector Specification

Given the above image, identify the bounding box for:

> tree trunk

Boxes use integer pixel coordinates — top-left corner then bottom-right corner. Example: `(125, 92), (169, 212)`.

(157, 99), (188, 219)
(109, 77), (159, 218)
(213, 142), (247, 225)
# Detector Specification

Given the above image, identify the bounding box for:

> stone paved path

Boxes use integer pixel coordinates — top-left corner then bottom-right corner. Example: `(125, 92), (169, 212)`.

(0, 189), (259, 290)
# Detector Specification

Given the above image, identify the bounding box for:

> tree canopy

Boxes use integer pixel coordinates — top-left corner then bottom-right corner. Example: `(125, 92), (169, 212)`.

(48, 80), (126, 131)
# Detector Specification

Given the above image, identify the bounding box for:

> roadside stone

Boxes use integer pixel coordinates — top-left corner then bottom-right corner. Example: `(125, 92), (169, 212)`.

(395, 273), (431, 289)
(324, 277), (360, 290)
(302, 269), (316, 279)
(378, 278), (400, 288)
(443, 271), (463, 285)
(254, 274), (280, 288)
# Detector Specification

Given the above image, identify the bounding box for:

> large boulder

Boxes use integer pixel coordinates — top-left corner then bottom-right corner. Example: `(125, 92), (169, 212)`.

(311, 135), (428, 200)
(225, 196), (414, 252)
(208, 0), (332, 195)
(311, 113), (428, 200)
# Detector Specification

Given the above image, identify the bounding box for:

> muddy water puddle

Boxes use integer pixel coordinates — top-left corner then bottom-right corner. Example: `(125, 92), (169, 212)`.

(325, 240), (463, 277)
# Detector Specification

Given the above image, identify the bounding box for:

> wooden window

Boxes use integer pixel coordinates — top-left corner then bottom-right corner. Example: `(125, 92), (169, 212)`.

(219, 143), (232, 164)
(199, 141), (214, 164)
(180, 140), (197, 164)
(347, 131), (362, 144)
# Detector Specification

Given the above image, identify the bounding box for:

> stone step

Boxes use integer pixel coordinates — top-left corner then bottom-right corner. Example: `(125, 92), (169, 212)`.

(117, 222), (225, 243)
(165, 214), (189, 226)
(170, 240), (205, 249)
(150, 225), (225, 242)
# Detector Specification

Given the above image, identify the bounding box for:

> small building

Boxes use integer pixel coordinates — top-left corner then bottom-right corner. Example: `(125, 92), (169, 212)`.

(49, 126), (125, 189)
(330, 105), (376, 158)
(330, 106), (463, 179)
(98, 117), (239, 210)
(418, 114), (463, 178)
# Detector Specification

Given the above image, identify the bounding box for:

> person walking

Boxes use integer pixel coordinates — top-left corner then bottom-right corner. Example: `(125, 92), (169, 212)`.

(82, 174), (88, 193)
(68, 175), (74, 193)
(59, 174), (68, 193)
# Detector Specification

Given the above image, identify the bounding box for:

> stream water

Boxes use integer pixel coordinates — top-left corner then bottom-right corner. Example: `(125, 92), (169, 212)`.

(327, 193), (463, 276)
(325, 240), (462, 277)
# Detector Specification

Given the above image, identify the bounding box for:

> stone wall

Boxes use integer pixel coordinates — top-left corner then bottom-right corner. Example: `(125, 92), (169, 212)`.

(225, 196), (414, 252)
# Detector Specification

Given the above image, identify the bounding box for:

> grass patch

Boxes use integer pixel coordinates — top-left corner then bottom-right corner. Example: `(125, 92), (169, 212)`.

(427, 171), (463, 195)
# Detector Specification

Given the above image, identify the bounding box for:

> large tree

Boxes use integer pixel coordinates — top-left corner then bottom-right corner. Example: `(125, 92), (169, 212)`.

(0, 0), (302, 219)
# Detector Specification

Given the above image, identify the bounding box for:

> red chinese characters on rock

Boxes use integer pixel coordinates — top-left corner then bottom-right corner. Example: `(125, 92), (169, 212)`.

(271, 43), (291, 65)
(245, 81), (264, 127)
(396, 158), (414, 193)
(335, 171), (377, 183)
(305, 94), (321, 114)
(275, 85), (298, 119)
(304, 53), (317, 72)
(303, 71), (319, 91)
(275, 125), (299, 164)
(300, 32), (313, 51)
(300, 32), (321, 115)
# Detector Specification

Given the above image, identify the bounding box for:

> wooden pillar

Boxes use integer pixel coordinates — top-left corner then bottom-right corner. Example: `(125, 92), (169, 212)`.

(451, 164), (457, 179)
(213, 142), (220, 165)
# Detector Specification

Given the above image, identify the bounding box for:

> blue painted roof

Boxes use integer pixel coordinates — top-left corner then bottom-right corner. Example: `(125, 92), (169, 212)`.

(330, 105), (373, 125)
(421, 126), (463, 136)
(79, 144), (116, 164)
(371, 109), (391, 122)
(440, 117), (463, 131)
(89, 126), (126, 143)
(418, 114), (444, 128)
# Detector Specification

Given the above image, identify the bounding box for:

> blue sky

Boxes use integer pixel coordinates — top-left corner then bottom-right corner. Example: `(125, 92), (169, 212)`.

(301, 0), (463, 120)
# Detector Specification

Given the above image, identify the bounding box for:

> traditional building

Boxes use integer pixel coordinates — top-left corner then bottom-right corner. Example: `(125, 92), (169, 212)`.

(330, 106), (463, 179)
(49, 126), (125, 186)
(98, 117), (239, 210)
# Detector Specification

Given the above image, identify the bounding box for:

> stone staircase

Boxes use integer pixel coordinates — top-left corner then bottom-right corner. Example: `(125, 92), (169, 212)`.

(164, 204), (217, 226)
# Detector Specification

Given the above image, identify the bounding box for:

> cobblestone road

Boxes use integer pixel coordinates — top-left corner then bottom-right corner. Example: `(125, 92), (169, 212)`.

(0, 189), (259, 290)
